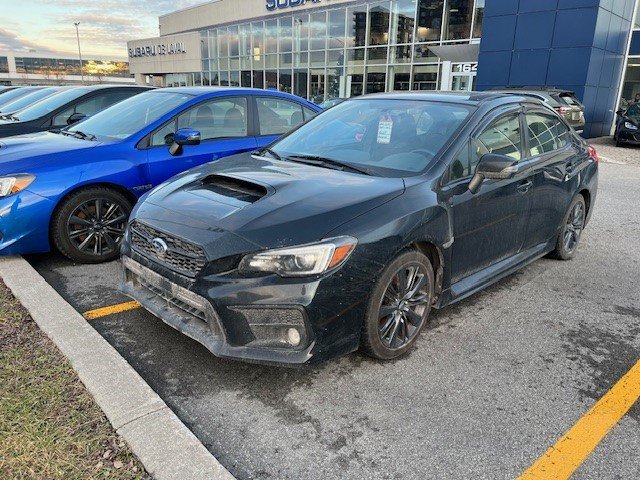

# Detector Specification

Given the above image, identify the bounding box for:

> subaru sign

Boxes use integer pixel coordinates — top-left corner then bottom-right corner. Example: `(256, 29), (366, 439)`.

(266, 0), (322, 11)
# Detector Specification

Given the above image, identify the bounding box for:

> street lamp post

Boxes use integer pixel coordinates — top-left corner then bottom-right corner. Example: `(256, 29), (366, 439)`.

(74, 22), (84, 83)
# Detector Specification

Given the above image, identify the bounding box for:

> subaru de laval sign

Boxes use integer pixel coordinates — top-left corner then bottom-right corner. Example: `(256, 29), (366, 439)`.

(266, 0), (322, 11)
(129, 42), (187, 58)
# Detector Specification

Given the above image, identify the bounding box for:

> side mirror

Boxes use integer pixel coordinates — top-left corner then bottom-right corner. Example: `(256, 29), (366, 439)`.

(169, 128), (201, 156)
(616, 109), (625, 116)
(468, 154), (519, 195)
(67, 112), (87, 125)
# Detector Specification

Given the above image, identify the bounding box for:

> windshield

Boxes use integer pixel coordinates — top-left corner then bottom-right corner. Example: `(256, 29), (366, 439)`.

(0, 87), (41, 108)
(14, 88), (90, 121)
(0, 88), (59, 113)
(271, 99), (471, 176)
(67, 91), (193, 141)
(627, 103), (640, 119)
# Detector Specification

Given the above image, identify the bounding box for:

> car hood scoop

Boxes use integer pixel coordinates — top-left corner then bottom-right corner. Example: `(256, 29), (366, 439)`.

(200, 174), (268, 203)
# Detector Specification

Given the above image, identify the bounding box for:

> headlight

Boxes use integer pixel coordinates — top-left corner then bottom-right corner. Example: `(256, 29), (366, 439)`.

(0, 174), (35, 197)
(625, 121), (638, 130)
(238, 236), (357, 277)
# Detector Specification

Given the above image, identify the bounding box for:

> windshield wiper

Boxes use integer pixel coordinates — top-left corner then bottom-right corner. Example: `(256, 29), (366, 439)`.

(253, 147), (282, 161)
(67, 130), (96, 141)
(286, 154), (372, 175)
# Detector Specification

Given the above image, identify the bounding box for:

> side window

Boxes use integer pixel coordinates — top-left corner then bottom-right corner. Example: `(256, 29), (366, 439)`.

(257, 97), (305, 135)
(177, 97), (248, 140)
(150, 120), (177, 147)
(76, 91), (134, 117)
(526, 113), (565, 156)
(303, 106), (317, 121)
(555, 120), (571, 149)
(449, 141), (471, 182)
(472, 114), (522, 171)
(52, 106), (75, 127)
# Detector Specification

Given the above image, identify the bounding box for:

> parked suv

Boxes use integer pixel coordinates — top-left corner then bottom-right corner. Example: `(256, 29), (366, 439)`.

(493, 88), (586, 133)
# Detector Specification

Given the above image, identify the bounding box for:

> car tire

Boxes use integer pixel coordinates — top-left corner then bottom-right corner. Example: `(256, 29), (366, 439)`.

(548, 195), (587, 261)
(360, 250), (434, 360)
(52, 187), (133, 264)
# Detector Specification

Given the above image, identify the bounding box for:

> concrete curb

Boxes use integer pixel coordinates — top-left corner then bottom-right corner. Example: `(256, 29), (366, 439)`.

(0, 256), (235, 480)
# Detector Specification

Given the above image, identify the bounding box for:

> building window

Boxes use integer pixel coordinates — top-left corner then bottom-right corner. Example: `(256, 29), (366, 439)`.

(389, 64), (411, 91)
(392, 0), (417, 45)
(279, 17), (293, 53)
(0, 57), (8, 74)
(369, 2), (392, 46)
(13, 56), (129, 78)
(473, 0), (485, 38)
(417, 0), (444, 42)
(413, 64), (439, 90)
(265, 19), (278, 54)
(328, 9), (347, 49)
(619, 58), (640, 109)
(310, 12), (327, 50)
(444, 0), (474, 40)
(347, 4), (368, 48)
(367, 66), (387, 93)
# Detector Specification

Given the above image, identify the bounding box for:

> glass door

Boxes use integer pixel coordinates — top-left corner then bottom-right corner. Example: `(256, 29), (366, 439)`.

(451, 74), (472, 92)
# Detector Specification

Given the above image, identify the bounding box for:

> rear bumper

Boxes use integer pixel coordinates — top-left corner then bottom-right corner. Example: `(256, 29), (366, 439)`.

(120, 248), (369, 366)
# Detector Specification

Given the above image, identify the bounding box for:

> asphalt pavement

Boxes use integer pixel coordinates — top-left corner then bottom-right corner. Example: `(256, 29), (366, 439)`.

(28, 161), (640, 480)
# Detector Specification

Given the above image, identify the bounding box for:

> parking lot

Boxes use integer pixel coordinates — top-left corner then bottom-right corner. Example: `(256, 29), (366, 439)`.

(27, 159), (639, 479)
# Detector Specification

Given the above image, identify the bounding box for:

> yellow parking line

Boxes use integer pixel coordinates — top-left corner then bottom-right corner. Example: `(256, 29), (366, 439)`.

(83, 301), (142, 320)
(519, 359), (640, 480)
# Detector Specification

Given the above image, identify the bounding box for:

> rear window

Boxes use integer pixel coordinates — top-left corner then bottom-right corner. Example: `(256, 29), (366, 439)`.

(557, 93), (583, 108)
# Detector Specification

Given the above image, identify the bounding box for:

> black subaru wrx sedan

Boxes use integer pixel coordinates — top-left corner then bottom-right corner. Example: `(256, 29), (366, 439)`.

(120, 92), (599, 366)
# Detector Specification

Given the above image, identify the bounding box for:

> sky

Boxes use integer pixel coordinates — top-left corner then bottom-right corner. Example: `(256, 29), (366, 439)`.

(0, 0), (205, 59)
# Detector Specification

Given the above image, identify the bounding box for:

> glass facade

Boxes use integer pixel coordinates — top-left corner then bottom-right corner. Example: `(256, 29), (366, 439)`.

(13, 57), (130, 78)
(618, 2), (640, 110)
(166, 0), (485, 102)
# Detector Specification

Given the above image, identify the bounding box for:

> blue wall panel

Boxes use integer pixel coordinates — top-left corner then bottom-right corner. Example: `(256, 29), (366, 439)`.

(477, 0), (635, 138)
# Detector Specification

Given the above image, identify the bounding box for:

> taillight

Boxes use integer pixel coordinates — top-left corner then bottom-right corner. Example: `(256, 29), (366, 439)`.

(588, 145), (599, 163)
(555, 106), (571, 115)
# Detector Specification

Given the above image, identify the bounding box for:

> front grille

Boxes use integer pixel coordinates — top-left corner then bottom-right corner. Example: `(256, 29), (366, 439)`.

(130, 221), (206, 277)
(123, 256), (223, 337)
(137, 275), (207, 322)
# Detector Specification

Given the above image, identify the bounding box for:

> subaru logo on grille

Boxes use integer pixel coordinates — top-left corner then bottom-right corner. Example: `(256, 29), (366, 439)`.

(151, 238), (168, 257)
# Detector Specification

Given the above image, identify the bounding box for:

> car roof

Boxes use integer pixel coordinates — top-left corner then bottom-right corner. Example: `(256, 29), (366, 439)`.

(151, 86), (316, 104)
(351, 91), (533, 107)
(493, 87), (575, 95)
(166, 86), (266, 95)
(69, 84), (154, 93)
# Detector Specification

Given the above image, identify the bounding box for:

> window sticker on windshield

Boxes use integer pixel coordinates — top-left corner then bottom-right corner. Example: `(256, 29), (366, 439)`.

(377, 115), (393, 144)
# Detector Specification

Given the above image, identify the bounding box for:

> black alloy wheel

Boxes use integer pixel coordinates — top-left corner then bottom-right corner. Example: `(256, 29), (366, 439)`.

(52, 187), (133, 263)
(361, 251), (434, 360)
(549, 195), (587, 261)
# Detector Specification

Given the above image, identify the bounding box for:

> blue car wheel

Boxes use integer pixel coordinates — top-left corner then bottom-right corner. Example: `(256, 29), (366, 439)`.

(51, 186), (133, 263)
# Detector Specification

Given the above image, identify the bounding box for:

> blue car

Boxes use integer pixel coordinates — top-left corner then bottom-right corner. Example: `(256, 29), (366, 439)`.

(0, 87), (320, 263)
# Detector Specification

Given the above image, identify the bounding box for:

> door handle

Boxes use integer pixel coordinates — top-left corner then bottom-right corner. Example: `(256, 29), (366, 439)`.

(517, 180), (533, 193)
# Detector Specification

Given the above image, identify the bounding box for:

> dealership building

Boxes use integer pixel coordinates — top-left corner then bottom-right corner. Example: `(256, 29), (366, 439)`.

(0, 51), (134, 86)
(127, 0), (640, 137)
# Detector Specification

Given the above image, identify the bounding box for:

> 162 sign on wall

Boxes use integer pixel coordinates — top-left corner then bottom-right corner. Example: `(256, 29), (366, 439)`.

(266, 0), (322, 11)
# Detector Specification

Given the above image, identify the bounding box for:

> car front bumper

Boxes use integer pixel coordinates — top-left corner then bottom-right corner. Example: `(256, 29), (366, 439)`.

(617, 129), (640, 145)
(120, 247), (373, 366)
(0, 190), (54, 255)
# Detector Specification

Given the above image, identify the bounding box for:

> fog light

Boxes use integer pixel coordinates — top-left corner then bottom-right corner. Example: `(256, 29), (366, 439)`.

(287, 328), (301, 346)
